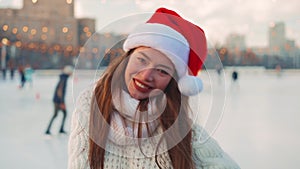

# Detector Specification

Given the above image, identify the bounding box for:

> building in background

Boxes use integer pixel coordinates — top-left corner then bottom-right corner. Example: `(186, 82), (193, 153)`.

(267, 22), (299, 68)
(269, 22), (285, 56)
(224, 33), (247, 65)
(225, 33), (246, 51)
(0, 0), (95, 69)
(213, 22), (300, 68)
(1, 1), (299, 69)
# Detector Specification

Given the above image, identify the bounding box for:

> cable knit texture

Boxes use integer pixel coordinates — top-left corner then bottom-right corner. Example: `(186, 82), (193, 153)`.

(68, 87), (240, 169)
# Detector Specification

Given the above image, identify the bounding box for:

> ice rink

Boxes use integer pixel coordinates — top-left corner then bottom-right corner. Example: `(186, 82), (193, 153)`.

(0, 68), (300, 169)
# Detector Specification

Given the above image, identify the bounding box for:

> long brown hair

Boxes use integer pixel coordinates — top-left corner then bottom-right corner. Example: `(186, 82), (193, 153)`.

(88, 49), (195, 169)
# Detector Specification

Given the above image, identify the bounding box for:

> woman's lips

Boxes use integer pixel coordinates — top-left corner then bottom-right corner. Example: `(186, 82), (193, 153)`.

(133, 79), (153, 92)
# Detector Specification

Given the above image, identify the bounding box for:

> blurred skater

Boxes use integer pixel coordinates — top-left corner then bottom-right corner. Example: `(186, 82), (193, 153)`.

(45, 65), (73, 135)
(18, 65), (26, 88)
(232, 70), (238, 82)
(7, 60), (15, 80)
(230, 69), (240, 92)
(215, 64), (223, 84)
(24, 64), (34, 87)
(1, 44), (7, 80)
(275, 64), (282, 77)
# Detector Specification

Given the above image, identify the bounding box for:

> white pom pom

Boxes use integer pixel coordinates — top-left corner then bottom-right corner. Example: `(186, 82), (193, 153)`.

(178, 76), (203, 96)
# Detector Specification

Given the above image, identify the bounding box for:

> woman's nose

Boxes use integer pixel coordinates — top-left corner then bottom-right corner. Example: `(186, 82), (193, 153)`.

(139, 68), (154, 81)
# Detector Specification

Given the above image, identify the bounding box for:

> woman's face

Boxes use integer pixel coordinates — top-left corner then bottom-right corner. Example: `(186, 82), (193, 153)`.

(125, 47), (175, 100)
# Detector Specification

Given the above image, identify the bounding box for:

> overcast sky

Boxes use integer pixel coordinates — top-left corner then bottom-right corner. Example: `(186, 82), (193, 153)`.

(1, 0), (299, 47)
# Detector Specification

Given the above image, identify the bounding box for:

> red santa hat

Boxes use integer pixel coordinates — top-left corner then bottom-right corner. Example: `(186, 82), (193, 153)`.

(123, 7), (207, 96)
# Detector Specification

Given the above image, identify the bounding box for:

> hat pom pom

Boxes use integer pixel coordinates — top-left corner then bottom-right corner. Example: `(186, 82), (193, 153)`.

(178, 75), (203, 96)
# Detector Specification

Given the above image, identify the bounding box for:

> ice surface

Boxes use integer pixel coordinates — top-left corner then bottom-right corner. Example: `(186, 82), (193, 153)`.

(0, 68), (299, 169)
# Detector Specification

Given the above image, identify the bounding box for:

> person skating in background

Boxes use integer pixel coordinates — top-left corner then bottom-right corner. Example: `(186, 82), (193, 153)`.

(45, 65), (73, 135)
(18, 65), (26, 88)
(232, 70), (239, 82)
(7, 59), (15, 80)
(24, 64), (34, 87)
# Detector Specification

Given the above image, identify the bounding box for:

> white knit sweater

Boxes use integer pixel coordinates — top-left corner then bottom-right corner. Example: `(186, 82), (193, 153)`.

(68, 88), (240, 169)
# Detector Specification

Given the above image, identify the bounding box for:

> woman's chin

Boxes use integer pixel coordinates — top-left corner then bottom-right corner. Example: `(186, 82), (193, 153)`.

(129, 89), (164, 101)
(128, 90), (148, 100)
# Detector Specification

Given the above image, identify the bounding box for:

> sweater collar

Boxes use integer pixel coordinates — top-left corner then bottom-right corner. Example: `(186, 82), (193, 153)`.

(108, 90), (166, 144)
(112, 89), (166, 123)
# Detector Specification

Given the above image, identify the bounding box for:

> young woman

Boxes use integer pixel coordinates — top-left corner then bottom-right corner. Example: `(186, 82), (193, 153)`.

(68, 8), (240, 169)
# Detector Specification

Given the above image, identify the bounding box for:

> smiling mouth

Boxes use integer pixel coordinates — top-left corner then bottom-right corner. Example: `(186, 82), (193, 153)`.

(133, 79), (153, 91)
(135, 80), (147, 88)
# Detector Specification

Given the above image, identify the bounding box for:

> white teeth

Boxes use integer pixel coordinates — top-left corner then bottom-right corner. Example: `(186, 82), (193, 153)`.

(135, 80), (147, 89)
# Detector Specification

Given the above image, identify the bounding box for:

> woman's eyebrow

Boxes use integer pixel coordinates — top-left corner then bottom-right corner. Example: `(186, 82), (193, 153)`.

(139, 51), (174, 72)
(139, 51), (151, 61)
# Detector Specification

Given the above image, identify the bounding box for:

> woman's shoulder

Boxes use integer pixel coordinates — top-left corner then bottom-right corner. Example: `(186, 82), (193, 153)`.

(75, 82), (98, 107)
(191, 123), (223, 153)
(191, 123), (210, 142)
(72, 85), (95, 126)
(191, 123), (240, 169)
(76, 86), (94, 104)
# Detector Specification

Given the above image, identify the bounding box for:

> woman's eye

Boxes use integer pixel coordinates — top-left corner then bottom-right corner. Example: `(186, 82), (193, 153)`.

(156, 69), (169, 75)
(137, 57), (147, 64)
